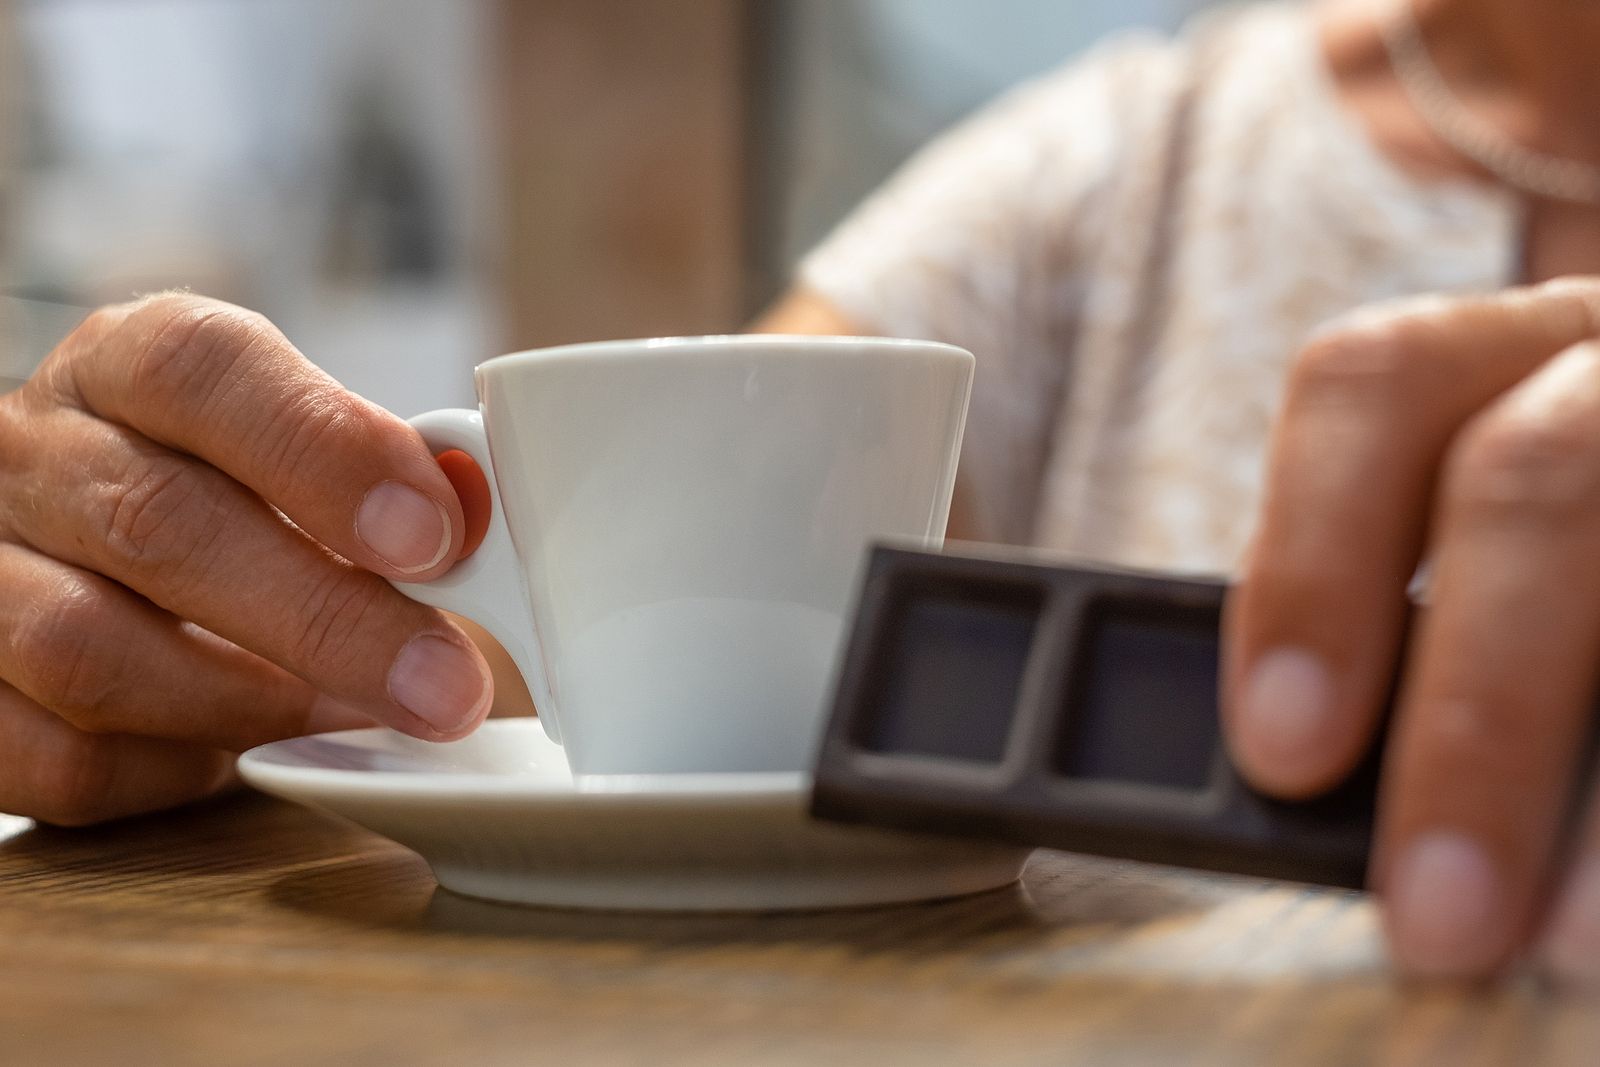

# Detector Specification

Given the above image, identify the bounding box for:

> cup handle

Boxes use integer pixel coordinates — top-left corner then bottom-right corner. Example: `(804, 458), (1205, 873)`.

(390, 408), (561, 743)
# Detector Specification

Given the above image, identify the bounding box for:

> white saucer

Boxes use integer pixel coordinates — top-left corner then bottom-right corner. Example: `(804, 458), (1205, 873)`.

(238, 719), (1030, 911)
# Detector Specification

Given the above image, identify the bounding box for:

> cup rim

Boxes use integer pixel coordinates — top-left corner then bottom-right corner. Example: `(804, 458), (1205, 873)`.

(475, 334), (973, 375)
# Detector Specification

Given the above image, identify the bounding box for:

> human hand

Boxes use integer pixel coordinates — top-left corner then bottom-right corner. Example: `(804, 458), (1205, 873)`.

(1224, 278), (1600, 982)
(0, 294), (493, 825)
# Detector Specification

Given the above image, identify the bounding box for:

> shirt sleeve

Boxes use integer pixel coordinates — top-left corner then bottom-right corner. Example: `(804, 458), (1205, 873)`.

(798, 34), (1180, 544)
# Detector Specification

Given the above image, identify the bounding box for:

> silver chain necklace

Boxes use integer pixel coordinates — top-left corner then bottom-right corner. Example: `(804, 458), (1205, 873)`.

(1380, 4), (1600, 205)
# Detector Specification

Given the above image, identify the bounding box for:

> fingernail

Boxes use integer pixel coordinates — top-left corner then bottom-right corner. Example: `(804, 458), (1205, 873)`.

(1541, 857), (1600, 986)
(1387, 831), (1503, 977)
(357, 481), (451, 574)
(387, 634), (492, 736)
(1236, 646), (1334, 782)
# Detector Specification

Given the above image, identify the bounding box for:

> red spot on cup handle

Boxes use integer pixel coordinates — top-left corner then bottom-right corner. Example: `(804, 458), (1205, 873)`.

(434, 449), (491, 559)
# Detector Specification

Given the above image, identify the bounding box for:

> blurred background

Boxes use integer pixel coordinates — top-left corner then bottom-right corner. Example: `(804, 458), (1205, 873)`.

(0, 0), (1214, 415)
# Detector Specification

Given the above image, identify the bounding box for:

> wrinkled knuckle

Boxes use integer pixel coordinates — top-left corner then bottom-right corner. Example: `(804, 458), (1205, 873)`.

(33, 732), (121, 827)
(124, 298), (267, 411)
(1291, 318), (1433, 413)
(99, 455), (216, 575)
(1446, 410), (1600, 524)
(260, 388), (369, 490)
(290, 568), (391, 679)
(13, 582), (119, 725)
(66, 306), (128, 349)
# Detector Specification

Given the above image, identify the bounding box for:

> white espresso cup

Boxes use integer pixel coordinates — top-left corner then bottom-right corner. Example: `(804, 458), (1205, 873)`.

(392, 335), (973, 775)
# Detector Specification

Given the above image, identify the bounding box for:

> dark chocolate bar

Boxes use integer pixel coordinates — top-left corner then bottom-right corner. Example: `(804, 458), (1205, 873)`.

(810, 545), (1387, 888)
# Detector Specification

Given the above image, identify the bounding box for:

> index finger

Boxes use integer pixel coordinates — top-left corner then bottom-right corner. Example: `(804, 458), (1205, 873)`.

(1224, 279), (1600, 798)
(40, 293), (465, 579)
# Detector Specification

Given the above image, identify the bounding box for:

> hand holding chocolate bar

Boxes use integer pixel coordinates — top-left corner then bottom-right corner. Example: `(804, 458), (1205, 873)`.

(1226, 278), (1600, 981)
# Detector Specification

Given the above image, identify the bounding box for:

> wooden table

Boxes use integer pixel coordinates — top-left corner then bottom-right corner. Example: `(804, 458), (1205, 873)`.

(0, 792), (1593, 1066)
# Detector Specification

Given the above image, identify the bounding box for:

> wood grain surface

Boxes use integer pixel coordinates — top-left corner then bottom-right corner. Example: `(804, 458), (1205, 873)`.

(0, 792), (1593, 1066)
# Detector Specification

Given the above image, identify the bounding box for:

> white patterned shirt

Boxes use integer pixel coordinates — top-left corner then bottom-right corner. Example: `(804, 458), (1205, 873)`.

(800, 2), (1517, 575)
